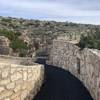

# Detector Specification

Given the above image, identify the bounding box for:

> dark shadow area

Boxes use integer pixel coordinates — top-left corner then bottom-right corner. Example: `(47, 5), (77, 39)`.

(33, 58), (93, 100)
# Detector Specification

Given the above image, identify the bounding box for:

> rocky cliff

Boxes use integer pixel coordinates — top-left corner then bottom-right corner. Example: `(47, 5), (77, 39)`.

(0, 36), (12, 55)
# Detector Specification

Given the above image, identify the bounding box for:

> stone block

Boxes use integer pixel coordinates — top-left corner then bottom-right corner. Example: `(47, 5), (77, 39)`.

(23, 71), (27, 80)
(28, 68), (32, 74)
(11, 68), (16, 74)
(4, 98), (11, 100)
(11, 91), (21, 100)
(28, 73), (33, 79)
(0, 90), (13, 100)
(0, 86), (5, 93)
(22, 82), (27, 90)
(21, 90), (28, 100)
(6, 82), (15, 90)
(15, 79), (23, 85)
(14, 84), (21, 93)
(2, 67), (10, 78)
(11, 72), (22, 81)
(0, 78), (10, 86)
(13, 96), (21, 100)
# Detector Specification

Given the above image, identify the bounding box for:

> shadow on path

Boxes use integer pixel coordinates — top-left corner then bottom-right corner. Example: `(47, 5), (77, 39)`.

(33, 58), (93, 100)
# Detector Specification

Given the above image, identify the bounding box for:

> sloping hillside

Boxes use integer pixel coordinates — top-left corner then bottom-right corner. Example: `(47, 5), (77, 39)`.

(0, 16), (99, 57)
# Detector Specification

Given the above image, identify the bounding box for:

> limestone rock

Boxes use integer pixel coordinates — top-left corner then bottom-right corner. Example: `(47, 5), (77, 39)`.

(0, 87), (5, 93)
(6, 82), (15, 90)
(0, 90), (13, 100)
(0, 36), (12, 55)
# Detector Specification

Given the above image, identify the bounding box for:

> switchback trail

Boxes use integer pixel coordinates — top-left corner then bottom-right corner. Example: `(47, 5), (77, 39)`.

(33, 58), (93, 100)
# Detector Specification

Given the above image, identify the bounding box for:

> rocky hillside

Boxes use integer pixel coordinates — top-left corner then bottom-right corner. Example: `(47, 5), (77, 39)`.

(0, 16), (99, 57)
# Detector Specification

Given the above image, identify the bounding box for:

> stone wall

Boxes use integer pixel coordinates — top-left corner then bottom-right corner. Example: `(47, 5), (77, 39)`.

(0, 55), (34, 65)
(0, 59), (44, 100)
(47, 39), (100, 100)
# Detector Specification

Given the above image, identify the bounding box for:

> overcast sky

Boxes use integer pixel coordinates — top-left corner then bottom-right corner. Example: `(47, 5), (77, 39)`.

(0, 0), (100, 24)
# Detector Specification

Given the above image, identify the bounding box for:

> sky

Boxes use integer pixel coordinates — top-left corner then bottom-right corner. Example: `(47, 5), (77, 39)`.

(0, 0), (100, 25)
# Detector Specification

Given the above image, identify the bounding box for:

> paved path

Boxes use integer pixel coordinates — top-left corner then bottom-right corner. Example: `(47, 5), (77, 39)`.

(33, 58), (93, 100)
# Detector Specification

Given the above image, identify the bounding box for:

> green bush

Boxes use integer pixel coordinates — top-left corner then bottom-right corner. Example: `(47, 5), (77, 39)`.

(1, 18), (11, 22)
(19, 49), (28, 57)
(0, 29), (21, 41)
(10, 39), (28, 51)
(79, 28), (100, 50)
(10, 39), (28, 57)
(0, 29), (28, 56)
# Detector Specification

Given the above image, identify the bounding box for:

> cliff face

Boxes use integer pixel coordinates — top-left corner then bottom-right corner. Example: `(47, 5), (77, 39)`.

(0, 56), (44, 100)
(47, 39), (100, 100)
(0, 36), (12, 55)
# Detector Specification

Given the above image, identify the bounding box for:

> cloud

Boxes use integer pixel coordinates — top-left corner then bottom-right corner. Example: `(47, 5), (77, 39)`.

(0, 0), (100, 24)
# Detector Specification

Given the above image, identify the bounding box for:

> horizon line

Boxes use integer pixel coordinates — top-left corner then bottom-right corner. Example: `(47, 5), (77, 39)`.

(0, 15), (99, 26)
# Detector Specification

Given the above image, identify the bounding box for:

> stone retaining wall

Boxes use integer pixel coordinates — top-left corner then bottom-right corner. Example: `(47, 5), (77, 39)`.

(0, 61), (44, 100)
(47, 39), (100, 100)
(0, 55), (33, 65)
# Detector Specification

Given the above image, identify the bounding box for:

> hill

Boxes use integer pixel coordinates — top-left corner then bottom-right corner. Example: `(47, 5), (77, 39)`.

(0, 16), (100, 57)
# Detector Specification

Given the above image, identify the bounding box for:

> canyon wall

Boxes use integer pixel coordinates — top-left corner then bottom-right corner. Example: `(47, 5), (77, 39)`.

(0, 57), (44, 100)
(47, 39), (100, 100)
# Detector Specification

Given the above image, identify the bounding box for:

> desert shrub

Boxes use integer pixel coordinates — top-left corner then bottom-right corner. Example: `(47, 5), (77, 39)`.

(1, 18), (11, 23)
(0, 29), (21, 41)
(0, 29), (28, 56)
(79, 28), (100, 50)
(10, 39), (28, 51)
(10, 39), (28, 57)
(19, 49), (28, 57)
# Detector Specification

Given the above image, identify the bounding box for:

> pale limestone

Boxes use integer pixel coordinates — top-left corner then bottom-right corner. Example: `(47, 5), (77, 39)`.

(0, 86), (5, 93)
(0, 79), (10, 86)
(0, 57), (44, 100)
(15, 79), (23, 85)
(2, 67), (10, 78)
(10, 91), (21, 100)
(28, 73), (33, 79)
(4, 98), (11, 100)
(13, 96), (21, 100)
(0, 70), (1, 76)
(11, 72), (22, 81)
(22, 82), (27, 90)
(23, 71), (27, 80)
(11, 68), (16, 74)
(6, 82), (15, 90)
(28, 68), (32, 74)
(47, 40), (100, 100)
(0, 90), (13, 100)
(21, 90), (28, 100)
(14, 84), (21, 93)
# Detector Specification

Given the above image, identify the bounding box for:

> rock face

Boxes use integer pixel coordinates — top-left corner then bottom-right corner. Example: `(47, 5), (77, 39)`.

(0, 36), (12, 55)
(19, 30), (31, 45)
(0, 56), (44, 100)
(47, 39), (100, 100)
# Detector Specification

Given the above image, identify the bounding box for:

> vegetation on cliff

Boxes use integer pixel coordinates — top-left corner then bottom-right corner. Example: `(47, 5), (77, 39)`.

(0, 16), (100, 56)
(79, 28), (100, 50)
(0, 29), (29, 56)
